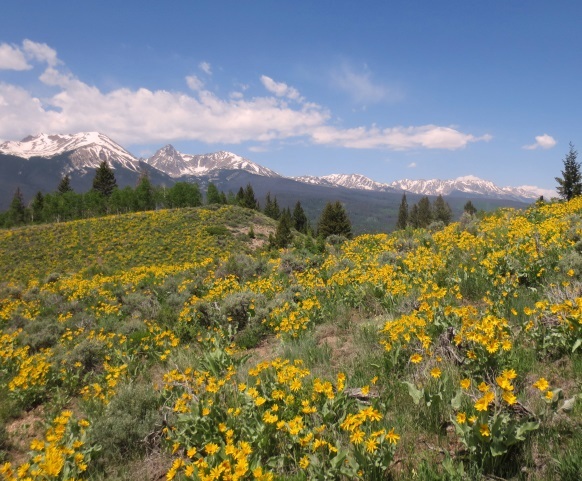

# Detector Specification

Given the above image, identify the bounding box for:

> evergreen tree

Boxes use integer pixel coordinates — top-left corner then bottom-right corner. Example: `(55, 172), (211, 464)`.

(396, 193), (408, 230)
(433, 195), (453, 225)
(242, 183), (259, 210)
(263, 192), (281, 219)
(409, 204), (420, 228)
(317, 201), (352, 239)
(272, 209), (293, 248)
(292, 201), (308, 233)
(236, 187), (245, 205)
(8, 187), (26, 225)
(463, 200), (477, 216)
(220, 192), (228, 204)
(416, 196), (433, 228)
(92, 161), (117, 197)
(30, 191), (44, 223)
(555, 142), (582, 201)
(57, 174), (73, 194)
(206, 183), (222, 204)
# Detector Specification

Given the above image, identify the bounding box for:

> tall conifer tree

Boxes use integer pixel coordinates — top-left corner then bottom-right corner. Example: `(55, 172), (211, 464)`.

(555, 142), (582, 201)
(396, 193), (408, 229)
(92, 161), (117, 197)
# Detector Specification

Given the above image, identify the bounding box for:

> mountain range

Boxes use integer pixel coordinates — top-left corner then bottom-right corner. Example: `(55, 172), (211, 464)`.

(0, 132), (550, 232)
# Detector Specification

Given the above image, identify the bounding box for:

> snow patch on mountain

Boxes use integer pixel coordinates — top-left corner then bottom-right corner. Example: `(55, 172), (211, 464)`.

(390, 176), (556, 202)
(0, 132), (140, 172)
(145, 146), (281, 178)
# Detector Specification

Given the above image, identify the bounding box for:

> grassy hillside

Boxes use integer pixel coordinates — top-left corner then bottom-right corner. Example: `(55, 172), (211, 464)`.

(0, 201), (581, 480)
(0, 205), (275, 282)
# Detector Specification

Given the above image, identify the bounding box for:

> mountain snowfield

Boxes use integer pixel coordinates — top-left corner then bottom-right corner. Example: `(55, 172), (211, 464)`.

(0, 132), (140, 173)
(0, 132), (556, 201)
(147, 145), (280, 178)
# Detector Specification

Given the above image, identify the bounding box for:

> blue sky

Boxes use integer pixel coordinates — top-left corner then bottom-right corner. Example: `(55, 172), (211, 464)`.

(1, 0), (580, 193)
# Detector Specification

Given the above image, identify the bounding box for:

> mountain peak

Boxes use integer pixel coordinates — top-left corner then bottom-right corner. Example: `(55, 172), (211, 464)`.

(144, 148), (280, 178)
(0, 131), (140, 172)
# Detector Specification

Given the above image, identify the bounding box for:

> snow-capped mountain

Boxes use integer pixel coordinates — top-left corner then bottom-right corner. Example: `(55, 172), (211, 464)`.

(293, 174), (395, 191)
(322, 174), (395, 192)
(0, 132), (555, 206)
(294, 173), (555, 202)
(145, 145), (281, 178)
(0, 132), (141, 173)
(390, 175), (556, 201)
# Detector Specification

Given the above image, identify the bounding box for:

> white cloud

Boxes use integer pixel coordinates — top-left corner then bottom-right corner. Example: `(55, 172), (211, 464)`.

(311, 125), (491, 150)
(260, 75), (302, 101)
(186, 75), (204, 91)
(408, 162), (417, 168)
(523, 133), (557, 150)
(199, 61), (212, 75)
(22, 39), (59, 67)
(0, 39), (60, 71)
(248, 145), (270, 153)
(0, 43), (31, 70)
(0, 40), (491, 152)
(331, 63), (401, 104)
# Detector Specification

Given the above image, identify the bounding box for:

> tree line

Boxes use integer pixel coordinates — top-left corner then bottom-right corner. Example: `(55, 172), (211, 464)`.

(394, 193), (479, 230)
(6, 141), (580, 235)
(0, 161), (354, 246)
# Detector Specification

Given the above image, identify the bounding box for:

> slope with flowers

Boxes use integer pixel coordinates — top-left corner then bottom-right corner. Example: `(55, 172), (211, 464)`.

(0, 199), (581, 480)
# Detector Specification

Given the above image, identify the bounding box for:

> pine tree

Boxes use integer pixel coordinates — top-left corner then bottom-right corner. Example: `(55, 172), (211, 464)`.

(30, 191), (44, 223)
(433, 195), (452, 225)
(242, 183), (259, 210)
(8, 187), (26, 225)
(206, 183), (222, 204)
(396, 193), (408, 230)
(292, 201), (308, 233)
(272, 209), (293, 248)
(317, 201), (352, 238)
(263, 192), (281, 219)
(409, 204), (420, 228)
(236, 187), (245, 205)
(463, 200), (477, 215)
(555, 142), (582, 201)
(92, 161), (117, 197)
(416, 196), (433, 228)
(57, 175), (73, 194)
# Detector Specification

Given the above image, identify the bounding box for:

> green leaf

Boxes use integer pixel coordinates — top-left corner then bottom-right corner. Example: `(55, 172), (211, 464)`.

(330, 448), (348, 470)
(572, 338), (581, 353)
(403, 381), (424, 405)
(515, 421), (539, 440)
(451, 390), (463, 410)
(560, 396), (577, 413)
(491, 440), (508, 457)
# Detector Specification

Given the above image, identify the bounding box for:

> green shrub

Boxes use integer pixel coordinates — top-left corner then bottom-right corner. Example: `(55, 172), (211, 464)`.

(88, 382), (164, 462)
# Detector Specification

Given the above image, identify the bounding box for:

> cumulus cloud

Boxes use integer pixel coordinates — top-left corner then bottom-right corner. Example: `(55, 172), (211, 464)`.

(0, 43), (31, 70)
(260, 75), (302, 101)
(186, 74), (204, 91)
(523, 133), (557, 150)
(311, 125), (491, 150)
(0, 39), (60, 72)
(331, 63), (401, 104)
(199, 61), (212, 75)
(22, 39), (60, 67)
(0, 39), (490, 151)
